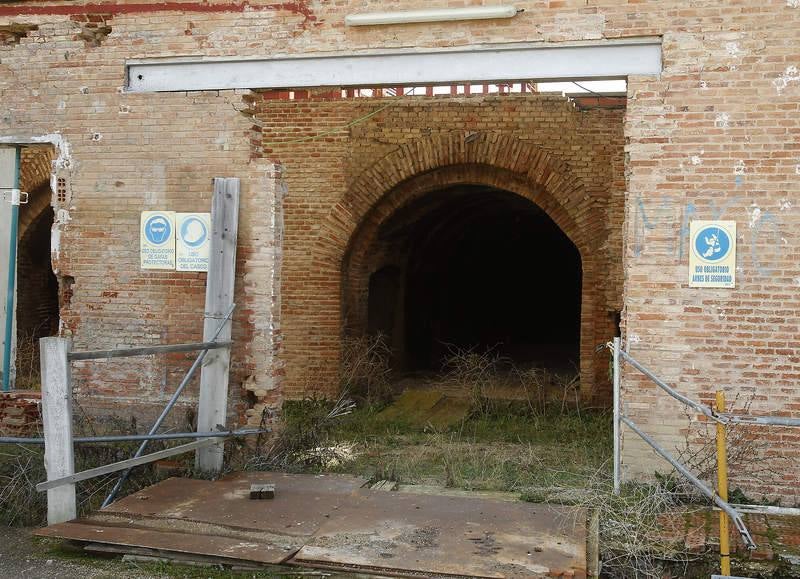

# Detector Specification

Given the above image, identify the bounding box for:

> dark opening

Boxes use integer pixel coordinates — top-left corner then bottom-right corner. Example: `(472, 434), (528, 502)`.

(370, 185), (581, 373)
(16, 205), (59, 389)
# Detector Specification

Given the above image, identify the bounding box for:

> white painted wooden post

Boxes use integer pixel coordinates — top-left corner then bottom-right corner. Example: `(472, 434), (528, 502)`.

(40, 337), (76, 524)
(195, 178), (239, 473)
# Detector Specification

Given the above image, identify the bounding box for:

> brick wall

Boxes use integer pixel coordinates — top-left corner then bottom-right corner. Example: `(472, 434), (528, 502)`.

(253, 92), (624, 401)
(0, 391), (41, 436)
(0, 0), (798, 500)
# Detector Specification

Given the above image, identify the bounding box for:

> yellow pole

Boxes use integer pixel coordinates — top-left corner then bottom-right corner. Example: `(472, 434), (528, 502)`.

(716, 390), (731, 576)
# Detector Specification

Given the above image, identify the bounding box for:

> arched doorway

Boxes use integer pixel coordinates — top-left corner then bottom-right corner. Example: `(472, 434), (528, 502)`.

(15, 187), (59, 389)
(300, 134), (613, 401)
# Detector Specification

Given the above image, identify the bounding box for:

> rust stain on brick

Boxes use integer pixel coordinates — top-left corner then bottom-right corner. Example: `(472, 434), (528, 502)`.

(0, 1), (316, 23)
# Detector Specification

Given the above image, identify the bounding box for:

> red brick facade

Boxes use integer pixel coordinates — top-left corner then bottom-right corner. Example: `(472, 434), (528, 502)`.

(0, 0), (799, 501)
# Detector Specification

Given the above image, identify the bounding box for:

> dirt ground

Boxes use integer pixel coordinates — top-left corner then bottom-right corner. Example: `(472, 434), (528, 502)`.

(0, 526), (156, 578)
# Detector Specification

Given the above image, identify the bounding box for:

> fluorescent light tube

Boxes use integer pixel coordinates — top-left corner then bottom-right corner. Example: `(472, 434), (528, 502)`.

(346, 6), (519, 27)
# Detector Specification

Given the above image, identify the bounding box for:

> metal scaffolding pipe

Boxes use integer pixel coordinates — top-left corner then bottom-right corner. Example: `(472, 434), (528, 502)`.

(0, 429), (264, 445)
(101, 304), (235, 507)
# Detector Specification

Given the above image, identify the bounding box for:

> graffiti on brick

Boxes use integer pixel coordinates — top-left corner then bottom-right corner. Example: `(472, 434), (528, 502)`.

(632, 194), (788, 277)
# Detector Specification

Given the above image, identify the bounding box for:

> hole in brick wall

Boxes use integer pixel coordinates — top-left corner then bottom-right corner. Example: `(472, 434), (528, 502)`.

(56, 177), (68, 204)
(350, 185), (582, 374)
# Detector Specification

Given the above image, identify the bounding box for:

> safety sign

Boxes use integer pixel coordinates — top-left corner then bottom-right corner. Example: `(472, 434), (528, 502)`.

(140, 211), (176, 269)
(689, 220), (736, 288)
(176, 213), (211, 272)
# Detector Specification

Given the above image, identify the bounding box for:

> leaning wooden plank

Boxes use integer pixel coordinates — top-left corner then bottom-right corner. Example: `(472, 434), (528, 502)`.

(36, 438), (218, 491)
(69, 340), (231, 361)
(196, 177), (239, 474)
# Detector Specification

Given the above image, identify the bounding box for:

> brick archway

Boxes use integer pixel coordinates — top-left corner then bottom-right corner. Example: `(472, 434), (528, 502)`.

(303, 133), (611, 400)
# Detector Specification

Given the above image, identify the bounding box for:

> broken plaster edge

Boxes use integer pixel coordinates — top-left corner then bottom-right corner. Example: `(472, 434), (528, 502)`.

(0, 133), (74, 273)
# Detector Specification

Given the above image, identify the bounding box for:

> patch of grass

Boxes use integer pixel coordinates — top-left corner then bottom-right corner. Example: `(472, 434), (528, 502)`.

(38, 537), (333, 578)
(276, 397), (612, 496)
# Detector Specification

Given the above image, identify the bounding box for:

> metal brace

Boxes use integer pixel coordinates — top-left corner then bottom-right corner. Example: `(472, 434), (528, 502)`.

(0, 188), (29, 205)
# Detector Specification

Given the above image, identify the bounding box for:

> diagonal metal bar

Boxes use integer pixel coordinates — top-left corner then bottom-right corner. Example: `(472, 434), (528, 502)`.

(37, 439), (218, 492)
(101, 304), (235, 507)
(619, 349), (725, 424)
(621, 415), (756, 550)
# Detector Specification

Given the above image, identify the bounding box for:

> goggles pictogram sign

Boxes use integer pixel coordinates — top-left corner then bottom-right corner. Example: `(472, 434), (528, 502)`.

(140, 211), (176, 269)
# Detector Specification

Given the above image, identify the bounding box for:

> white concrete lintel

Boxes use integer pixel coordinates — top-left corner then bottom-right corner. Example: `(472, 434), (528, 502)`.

(126, 38), (662, 93)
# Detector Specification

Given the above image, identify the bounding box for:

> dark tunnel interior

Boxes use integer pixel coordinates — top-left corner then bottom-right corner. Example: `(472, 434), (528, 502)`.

(366, 185), (582, 373)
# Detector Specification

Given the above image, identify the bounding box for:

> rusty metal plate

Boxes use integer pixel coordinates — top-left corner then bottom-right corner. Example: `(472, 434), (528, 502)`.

(293, 491), (586, 578)
(35, 520), (296, 564)
(102, 472), (368, 537)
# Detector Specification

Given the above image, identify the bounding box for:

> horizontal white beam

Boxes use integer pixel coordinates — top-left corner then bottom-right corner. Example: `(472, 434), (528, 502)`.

(126, 39), (661, 93)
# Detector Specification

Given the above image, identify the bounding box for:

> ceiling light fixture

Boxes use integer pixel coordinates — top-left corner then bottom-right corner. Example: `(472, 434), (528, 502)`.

(345, 6), (521, 27)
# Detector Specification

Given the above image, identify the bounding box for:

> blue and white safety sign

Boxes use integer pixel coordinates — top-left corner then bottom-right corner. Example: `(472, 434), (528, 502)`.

(140, 211), (176, 269)
(176, 213), (211, 272)
(689, 220), (736, 288)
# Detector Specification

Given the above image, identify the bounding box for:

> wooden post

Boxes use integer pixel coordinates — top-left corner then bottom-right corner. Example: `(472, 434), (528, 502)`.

(40, 337), (76, 524)
(716, 390), (731, 576)
(195, 178), (239, 473)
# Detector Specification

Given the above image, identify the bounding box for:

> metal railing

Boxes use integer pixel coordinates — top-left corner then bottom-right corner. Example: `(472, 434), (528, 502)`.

(1, 303), (270, 522)
(612, 337), (800, 574)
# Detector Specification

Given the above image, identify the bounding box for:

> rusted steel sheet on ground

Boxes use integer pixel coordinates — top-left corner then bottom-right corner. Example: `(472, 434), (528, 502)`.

(101, 472), (368, 537)
(293, 491), (586, 578)
(35, 520), (296, 564)
(35, 472), (585, 577)
(34, 472), (368, 566)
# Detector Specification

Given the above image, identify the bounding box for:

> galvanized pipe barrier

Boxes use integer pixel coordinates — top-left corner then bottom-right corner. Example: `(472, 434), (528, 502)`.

(101, 304), (235, 507)
(0, 428), (264, 445)
(68, 340), (232, 361)
(620, 415), (756, 550)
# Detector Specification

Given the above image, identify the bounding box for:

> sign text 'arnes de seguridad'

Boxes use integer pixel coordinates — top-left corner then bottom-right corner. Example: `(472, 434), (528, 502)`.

(689, 220), (736, 289)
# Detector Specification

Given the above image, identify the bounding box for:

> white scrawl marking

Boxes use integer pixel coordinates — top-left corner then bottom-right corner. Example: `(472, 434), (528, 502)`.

(794, 277), (800, 287)
(780, 199), (792, 211)
(773, 65), (800, 94)
(748, 204), (762, 228)
(733, 159), (746, 175)
(715, 112), (730, 129)
(788, 0), (800, 8)
(725, 42), (740, 57)
(690, 154), (703, 166)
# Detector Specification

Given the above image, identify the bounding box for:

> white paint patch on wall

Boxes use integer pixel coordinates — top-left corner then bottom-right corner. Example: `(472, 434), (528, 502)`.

(788, 0), (800, 8)
(773, 65), (800, 94)
(748, 203), (762, 229)
(734, 159), (746, 175)
(779, 199), (792, 211)
(715, 112), (730, 128)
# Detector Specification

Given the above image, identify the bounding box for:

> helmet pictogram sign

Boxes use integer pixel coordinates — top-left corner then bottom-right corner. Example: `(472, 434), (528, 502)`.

(176, 213), (211, 272)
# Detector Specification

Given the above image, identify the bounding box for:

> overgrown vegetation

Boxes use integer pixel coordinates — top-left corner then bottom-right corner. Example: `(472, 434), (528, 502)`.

(340, 333), (392, 404)
(0, 407), (174, 527)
